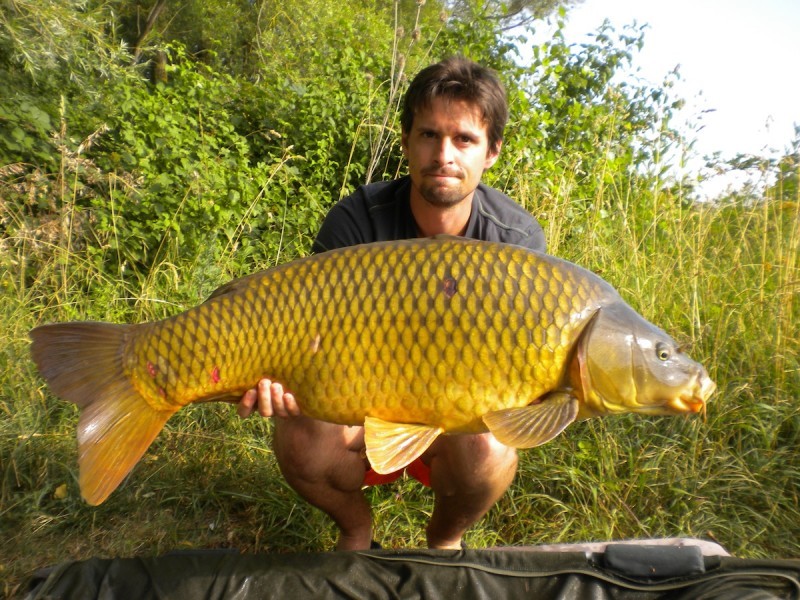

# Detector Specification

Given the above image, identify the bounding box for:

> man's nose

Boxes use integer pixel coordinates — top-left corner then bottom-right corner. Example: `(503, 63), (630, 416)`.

(434, 138), (456, 164)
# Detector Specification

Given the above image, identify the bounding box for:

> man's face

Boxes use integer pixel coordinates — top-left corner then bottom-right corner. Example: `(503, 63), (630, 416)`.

(402, 97), (500, 209)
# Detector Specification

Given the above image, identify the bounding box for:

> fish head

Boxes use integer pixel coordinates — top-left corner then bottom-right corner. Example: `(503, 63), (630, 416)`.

(574, 302), (715, 418)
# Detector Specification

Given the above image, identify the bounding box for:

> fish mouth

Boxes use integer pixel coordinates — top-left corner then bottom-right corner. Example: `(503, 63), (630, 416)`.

(666, 375), (716, 414)
(667, 396), (705, 414)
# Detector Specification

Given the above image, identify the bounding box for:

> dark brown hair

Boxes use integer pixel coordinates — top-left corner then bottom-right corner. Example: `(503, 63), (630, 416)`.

(401, 57), (508, 152)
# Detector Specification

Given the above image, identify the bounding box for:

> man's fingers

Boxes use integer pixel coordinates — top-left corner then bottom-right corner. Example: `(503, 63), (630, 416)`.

(239, 378), (300, 419)
(238, 388), (258, 418)
(256, 379), (276, 418)
(284, 393), (301, 416)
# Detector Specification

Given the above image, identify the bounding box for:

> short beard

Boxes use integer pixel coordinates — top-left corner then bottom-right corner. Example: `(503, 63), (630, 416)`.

(419, 184), (467, 207)
(418, 168), (468, 207)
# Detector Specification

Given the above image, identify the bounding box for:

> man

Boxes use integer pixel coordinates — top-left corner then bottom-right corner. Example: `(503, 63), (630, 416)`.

(238, 57), (545, 551)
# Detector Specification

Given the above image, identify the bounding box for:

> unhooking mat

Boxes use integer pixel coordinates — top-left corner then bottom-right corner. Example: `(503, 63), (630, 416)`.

(25, 539), (800, 599)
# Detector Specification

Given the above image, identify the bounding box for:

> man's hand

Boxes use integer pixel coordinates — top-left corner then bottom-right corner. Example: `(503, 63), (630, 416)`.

(238, 379), (300, 419)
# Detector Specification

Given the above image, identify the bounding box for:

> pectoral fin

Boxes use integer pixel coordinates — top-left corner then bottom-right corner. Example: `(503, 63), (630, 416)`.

(364, 417), (443, 474)
(483, 392), (579, 448)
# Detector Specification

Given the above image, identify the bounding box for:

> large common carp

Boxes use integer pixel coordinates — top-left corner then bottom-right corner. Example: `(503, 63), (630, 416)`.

(30, 236), (715, 505)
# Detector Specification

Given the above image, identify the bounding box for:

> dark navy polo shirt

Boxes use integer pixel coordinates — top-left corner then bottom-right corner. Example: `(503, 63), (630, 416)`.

(312, 176), (545, 254)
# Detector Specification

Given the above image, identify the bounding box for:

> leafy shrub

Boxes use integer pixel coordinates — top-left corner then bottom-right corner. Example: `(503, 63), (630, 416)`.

(84, 45), (293, 271)
(499, 19), (685, 212)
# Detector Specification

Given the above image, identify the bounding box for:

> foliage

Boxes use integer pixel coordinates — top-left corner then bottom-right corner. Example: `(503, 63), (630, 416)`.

(766, 126), (799, 202)
(446, 0), (578, 30)
(502, 19), (685, 215)
(0, 91), (56, 167)
(700, 127), (800, 206)
(0, 0), (126, 168)
(85, 44), (292, 271)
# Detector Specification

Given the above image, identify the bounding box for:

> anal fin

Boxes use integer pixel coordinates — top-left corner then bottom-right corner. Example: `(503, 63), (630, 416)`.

(364, 417), (443, 474)
(483, 392), (579, 448)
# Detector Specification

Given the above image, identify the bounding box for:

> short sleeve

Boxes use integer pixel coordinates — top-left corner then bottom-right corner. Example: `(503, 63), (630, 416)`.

(311, 193), (371, 254)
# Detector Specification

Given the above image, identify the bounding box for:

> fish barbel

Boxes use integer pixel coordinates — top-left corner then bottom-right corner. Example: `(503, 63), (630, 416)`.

(30, 236), (715, 505)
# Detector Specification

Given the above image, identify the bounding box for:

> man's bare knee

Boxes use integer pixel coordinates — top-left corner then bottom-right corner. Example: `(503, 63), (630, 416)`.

(273, 417), (321, 478)
(273, 418), (366, 491)
(427, 433), (517, 496)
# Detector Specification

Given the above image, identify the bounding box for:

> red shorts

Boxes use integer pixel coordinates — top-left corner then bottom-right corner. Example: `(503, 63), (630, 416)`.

(363, 458), (431, 487)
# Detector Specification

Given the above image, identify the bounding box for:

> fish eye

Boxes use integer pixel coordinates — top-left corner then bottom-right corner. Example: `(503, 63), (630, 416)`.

(656, 343), (671, 361)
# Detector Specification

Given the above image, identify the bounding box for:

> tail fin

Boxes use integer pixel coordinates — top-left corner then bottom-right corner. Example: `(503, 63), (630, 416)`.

(30, 322), (175, 505)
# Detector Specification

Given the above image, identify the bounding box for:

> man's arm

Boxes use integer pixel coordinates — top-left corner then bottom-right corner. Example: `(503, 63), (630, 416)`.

(311, 195), (372, 254)
(473, 184), (546, 253)
(518, 225), (546, 253)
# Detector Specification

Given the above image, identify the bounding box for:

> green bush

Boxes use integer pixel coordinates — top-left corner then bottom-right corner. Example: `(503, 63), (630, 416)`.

(86, 45), (278, 270)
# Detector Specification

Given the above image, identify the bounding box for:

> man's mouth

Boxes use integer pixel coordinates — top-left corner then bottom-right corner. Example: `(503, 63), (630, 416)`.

(424, 169), (462, 179)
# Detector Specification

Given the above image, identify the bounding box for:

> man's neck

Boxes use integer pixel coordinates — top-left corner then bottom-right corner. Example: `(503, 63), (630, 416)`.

(410, 190), (475, 238)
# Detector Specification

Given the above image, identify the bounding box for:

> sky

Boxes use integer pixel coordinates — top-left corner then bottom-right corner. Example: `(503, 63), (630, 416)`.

(528, 0), (800, 197)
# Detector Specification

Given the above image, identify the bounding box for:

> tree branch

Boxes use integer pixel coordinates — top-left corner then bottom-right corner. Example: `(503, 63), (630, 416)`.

(134, 0), (168, 61)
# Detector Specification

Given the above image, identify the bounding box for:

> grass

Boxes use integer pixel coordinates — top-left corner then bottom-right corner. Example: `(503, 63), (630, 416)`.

(1, 176), (799, 597)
